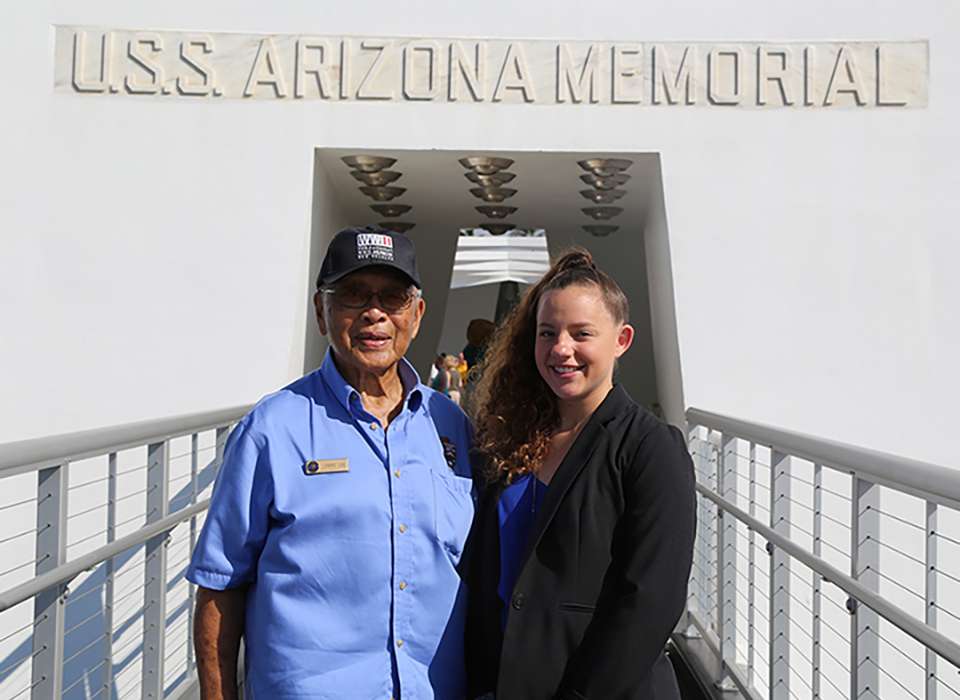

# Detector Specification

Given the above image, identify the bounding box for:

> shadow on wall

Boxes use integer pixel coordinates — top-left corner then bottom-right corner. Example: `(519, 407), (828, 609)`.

(405, 226), (460, 377)
(0, 460), (221, 700)
(303, 152), (349, 374)
(436, 283), (503, 358)
(640, 156), (686, 427)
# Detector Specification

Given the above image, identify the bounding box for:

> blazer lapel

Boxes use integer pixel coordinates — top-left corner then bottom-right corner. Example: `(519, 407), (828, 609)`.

(516, 384), (631, 570)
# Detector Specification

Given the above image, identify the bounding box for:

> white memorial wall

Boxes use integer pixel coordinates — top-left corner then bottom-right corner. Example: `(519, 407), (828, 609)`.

(1, 0), (954, 458)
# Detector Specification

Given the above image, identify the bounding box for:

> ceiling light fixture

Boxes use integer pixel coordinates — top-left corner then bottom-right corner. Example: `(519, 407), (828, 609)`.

(370, 204), (412, 217)
(478, 223), (516, 235)
(577, 158), (634, 177)
(583, 225), (619, 237)
(580, 173), (630, 190)
(476, 205), (518, 219)
(351, 170), (403, 187)
(341, 155), (397, 173)
(379, 222), (415, 233)
(582, 206), (624, 220)
(579, 189), (626, 204)
(459, 156), (514, 175)
(465, 171), (516, 187)
(359, 186), (406, 202)
(470, 187), (517, 203)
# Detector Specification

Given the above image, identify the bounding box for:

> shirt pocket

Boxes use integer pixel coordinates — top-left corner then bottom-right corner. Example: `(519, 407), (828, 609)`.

(430, 469), (474, 563)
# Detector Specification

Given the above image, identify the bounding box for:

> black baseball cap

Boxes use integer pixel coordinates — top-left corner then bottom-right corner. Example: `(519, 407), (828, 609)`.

(316, 226), (422, 289)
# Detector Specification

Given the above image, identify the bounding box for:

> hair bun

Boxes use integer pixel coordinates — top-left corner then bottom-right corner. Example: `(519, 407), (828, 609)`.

(553, 248), (597, 273)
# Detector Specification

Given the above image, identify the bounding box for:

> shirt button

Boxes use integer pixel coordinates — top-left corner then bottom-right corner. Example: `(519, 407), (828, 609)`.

(399, 581), (407, 590)
(512, 592), (526, 610)
(398, 524), (407, 533)
(394, 469), (401, 478)
(396, 639), (404, 648)
(370, 422), (378, 430)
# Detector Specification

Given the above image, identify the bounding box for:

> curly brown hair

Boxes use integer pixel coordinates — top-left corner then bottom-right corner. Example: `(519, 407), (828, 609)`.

(471, 248), (629, 485)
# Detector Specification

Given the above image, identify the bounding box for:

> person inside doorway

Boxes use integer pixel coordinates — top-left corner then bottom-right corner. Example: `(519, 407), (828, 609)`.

(429, 352), (448, 390)
(463, 318), (495, 371)
(464, 248), (696, 700)
(443, 353), (464, 406)
(461, 319), (495, 412)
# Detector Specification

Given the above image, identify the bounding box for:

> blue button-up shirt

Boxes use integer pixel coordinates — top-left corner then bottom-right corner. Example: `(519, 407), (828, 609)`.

(186, 350), (474, 699)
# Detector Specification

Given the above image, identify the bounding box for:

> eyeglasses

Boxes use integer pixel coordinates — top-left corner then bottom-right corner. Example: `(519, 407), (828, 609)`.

(321, 285), (420, 313)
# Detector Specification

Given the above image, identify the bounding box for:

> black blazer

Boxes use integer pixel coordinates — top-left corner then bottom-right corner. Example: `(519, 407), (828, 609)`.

(464, 385), (696, 700)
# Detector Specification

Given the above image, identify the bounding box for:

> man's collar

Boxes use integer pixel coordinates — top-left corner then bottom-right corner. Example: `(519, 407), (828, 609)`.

(320, 347), (424, 414)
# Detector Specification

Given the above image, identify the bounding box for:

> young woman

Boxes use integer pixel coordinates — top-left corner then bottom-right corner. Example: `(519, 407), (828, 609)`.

(464, 249), (696, 700)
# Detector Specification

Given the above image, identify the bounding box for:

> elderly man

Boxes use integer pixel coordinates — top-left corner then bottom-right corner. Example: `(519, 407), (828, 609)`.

(186, 226), (474, 699)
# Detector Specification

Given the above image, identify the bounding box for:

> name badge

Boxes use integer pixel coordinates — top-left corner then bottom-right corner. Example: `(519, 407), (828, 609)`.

(303, 459), (350, 475)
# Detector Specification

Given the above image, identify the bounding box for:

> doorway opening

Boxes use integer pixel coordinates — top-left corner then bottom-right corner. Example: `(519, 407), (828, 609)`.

(306, 148), (686, 425)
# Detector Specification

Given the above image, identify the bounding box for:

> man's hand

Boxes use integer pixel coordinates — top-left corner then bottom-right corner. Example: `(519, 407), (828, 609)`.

(194, 586), (246, 700)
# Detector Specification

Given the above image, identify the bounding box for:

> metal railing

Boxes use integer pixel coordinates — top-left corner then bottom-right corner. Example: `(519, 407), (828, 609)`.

(678, 408), (960, 700)
(4, 402), (959, 700)
(0, 407), (249, 700)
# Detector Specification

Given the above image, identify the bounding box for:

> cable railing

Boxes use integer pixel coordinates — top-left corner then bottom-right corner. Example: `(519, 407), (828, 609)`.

(677, 408), (960, 700)
(0, 407), (249, 700)
(3, 402), (958, 700)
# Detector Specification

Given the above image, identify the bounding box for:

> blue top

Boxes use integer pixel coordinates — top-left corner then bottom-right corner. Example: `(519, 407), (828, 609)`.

(186, 349), (474, 700)
(497, 473), (547, 626)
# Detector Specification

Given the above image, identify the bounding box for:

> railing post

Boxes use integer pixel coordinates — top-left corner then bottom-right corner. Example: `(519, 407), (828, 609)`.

(187, 433), (199, 677)
(707, 430), (721, 632)
(925, 501), (938, 700)
(747, 442), (757, 687)
(693, 427), (711, 624)
(31, 463), (68, 700)
(215, 426), (229, 474)
(718, 434), (738, 681)
(812, 464), (823, 699)
(851, 477), (880, 699)
(142, 441), (170, 699)
(223, 422), (243, 696)
(686, 426), (703, 620)
(769, 450), (791, 700)
(102, 452), (117, 698)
